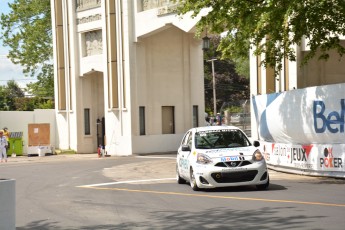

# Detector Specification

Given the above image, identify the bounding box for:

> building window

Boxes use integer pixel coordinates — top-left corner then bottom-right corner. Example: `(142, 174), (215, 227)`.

(84, 108), (91, 135)
(139, 106), (146, 135)
(162, 106), (175, 134)
(193, 105), (199, 127)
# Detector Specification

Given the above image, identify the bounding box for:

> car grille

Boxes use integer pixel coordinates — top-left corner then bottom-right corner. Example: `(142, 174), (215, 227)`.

(211, 170), (258, 183)
(214, 161), (252, 168)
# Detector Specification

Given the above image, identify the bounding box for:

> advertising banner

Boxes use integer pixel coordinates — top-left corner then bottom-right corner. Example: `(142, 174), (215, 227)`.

(252, 83), (345, 177)
(261, 141), (345, 177)
(252, 83), (345, 144)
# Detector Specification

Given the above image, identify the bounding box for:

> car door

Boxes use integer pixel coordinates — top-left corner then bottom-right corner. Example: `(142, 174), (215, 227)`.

(177, 131), (192, 179)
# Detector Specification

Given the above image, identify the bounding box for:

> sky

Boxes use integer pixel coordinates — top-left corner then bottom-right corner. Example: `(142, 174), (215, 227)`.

(0, 0), (38, 88)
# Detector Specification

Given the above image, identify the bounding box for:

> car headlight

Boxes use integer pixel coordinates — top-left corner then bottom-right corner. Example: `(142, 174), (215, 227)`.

(252, 149), (264, 161)
(196, 153), (213, 164)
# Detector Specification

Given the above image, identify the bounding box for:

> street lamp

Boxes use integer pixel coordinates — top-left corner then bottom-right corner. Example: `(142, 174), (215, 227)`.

(208, 58), (217, 116)
(96, 118), (101, 147)
(201, 31), (217, 116)
(202, 35), (210, 51)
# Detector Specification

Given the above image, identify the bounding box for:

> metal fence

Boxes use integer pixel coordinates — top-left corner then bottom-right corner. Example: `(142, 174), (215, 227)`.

(219, 100), (251, 136)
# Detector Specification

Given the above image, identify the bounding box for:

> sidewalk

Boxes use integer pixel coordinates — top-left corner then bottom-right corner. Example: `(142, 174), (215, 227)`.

(1, 153), (102, 164)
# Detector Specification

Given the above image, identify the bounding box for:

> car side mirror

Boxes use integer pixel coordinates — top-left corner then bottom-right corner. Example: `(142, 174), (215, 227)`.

(181, 145), (191, 152)
(253, 140), (260, 147)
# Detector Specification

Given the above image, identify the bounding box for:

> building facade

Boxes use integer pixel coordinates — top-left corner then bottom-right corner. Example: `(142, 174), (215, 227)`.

(51, 0), (206, 155)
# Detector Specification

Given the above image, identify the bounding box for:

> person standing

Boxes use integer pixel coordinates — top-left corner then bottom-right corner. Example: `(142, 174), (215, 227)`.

(0, 130), (8, 162)
(3, 127), (10, 150)
(3, 127), (10, 140)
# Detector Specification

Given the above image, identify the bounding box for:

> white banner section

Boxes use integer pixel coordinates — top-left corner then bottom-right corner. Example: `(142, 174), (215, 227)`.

(252, 83), (345, 177)
(261, 142), (345, 178)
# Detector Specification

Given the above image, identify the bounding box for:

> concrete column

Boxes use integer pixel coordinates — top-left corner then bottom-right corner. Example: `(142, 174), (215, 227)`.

(0, 179), (15, 230)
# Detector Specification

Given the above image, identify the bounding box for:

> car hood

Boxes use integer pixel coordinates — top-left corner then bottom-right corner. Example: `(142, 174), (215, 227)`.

(196, 147), (257, 158)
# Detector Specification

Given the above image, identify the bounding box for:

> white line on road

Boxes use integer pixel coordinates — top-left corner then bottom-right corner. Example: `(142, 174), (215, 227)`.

(136, 156), (176, 160)
(78, 178), (176, 188)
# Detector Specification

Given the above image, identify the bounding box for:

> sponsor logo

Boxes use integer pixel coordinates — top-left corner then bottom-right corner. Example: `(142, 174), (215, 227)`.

(290, 145), (313, 163)
(271, 144), (312, 163)
(313, 99), (345, 133)
(320, 147), (343, 168)
(179, 158), (188, 170)
(221, 156), (239, 161)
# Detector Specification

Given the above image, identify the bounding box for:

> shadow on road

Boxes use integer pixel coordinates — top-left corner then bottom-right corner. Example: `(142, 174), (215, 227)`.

(17, 206), (324, 230)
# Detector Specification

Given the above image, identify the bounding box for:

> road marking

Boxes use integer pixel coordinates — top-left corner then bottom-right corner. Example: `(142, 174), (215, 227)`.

(136, 156), (176, 160)
(78, 178), (176, 187)
(78, 185), (345, 208)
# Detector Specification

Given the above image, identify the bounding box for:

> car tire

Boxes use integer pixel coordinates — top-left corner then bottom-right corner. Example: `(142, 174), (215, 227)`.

(190, 167), (200, 191)
(176, 165), (186, 184)
(256, 177), (269, 190)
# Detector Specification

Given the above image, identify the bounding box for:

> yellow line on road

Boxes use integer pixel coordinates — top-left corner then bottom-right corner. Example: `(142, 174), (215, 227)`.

(78, 186), (345, 208)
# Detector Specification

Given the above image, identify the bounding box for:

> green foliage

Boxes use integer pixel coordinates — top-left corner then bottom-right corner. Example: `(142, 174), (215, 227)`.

(0, 0), (53, 97)
(203, 36), (250, 113)
(25, 65), (54, 98)
(226, 106), (242, 113)
(0, 80), (24, 110)
(176, 0), (345, 74)
(0, 80), (54, 111)
(14, 97), (54, 111)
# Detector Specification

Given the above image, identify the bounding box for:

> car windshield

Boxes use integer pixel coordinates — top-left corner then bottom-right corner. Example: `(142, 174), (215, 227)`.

(195, 129), (251, 149)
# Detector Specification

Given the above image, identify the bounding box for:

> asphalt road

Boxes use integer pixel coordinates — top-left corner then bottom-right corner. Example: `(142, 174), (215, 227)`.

(0, 154), (344, 230)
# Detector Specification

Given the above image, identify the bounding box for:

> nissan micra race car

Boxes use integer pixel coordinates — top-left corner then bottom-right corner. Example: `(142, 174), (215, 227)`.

(176, 126), (269, 191)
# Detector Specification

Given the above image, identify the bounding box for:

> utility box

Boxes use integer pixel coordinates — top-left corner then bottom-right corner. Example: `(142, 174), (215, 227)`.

(27, 123), (52, 157)
(7, 132), (24, 156)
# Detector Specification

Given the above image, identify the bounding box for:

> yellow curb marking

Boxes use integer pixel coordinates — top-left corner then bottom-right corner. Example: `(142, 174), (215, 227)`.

(78, 186), (345, 208)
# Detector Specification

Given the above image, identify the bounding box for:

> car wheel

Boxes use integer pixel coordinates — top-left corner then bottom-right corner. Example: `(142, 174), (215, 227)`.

(190, 167), (200, 191)
(176, 165), (186, 184)
(256, 177), (269, 190)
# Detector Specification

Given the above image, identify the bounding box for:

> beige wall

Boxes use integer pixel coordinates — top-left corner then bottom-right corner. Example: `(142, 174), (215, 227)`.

(299, 40), (345, 88)
(0, 110), (56, 154)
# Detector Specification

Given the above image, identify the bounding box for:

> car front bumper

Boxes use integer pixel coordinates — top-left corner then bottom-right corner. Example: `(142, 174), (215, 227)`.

(193, 161), (269, 188)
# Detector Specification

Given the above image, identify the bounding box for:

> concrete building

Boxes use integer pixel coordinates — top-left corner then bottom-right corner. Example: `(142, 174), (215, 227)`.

(250, 36), (345, 98)
(50, 0), (207, 155)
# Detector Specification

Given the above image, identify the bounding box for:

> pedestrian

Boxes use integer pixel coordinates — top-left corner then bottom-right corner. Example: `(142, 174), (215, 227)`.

(3, 127), (10, 140)
(3, 127), (10, 151)
(205, 117), (211, 126)
(0, 130), (8, 162)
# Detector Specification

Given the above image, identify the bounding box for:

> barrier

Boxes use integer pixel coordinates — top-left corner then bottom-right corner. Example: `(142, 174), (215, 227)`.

(0, 179), (15, 230)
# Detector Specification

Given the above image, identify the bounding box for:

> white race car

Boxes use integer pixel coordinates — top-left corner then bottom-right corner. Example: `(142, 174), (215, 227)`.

(176, 126), (269, 191)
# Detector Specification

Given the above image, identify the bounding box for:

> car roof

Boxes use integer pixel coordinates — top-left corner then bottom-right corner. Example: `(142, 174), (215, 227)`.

(192, 125), (241, 132)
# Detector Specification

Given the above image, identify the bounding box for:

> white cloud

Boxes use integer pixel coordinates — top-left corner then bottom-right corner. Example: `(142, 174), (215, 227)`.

(0, 55), (37, 87)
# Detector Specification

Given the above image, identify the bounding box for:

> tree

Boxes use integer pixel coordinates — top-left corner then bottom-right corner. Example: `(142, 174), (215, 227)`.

(176, 0), (345, 72)
(203, 36), (249, 115)
(0, 80), (25, 111)
(14, 97), (54, 111)
(0, 0), (53, 97)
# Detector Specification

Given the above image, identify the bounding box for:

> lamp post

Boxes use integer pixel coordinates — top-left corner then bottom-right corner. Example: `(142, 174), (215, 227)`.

(202, 34), (217, 116)
(208, 58), (217, 116)
(96, 118), (101, 147)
